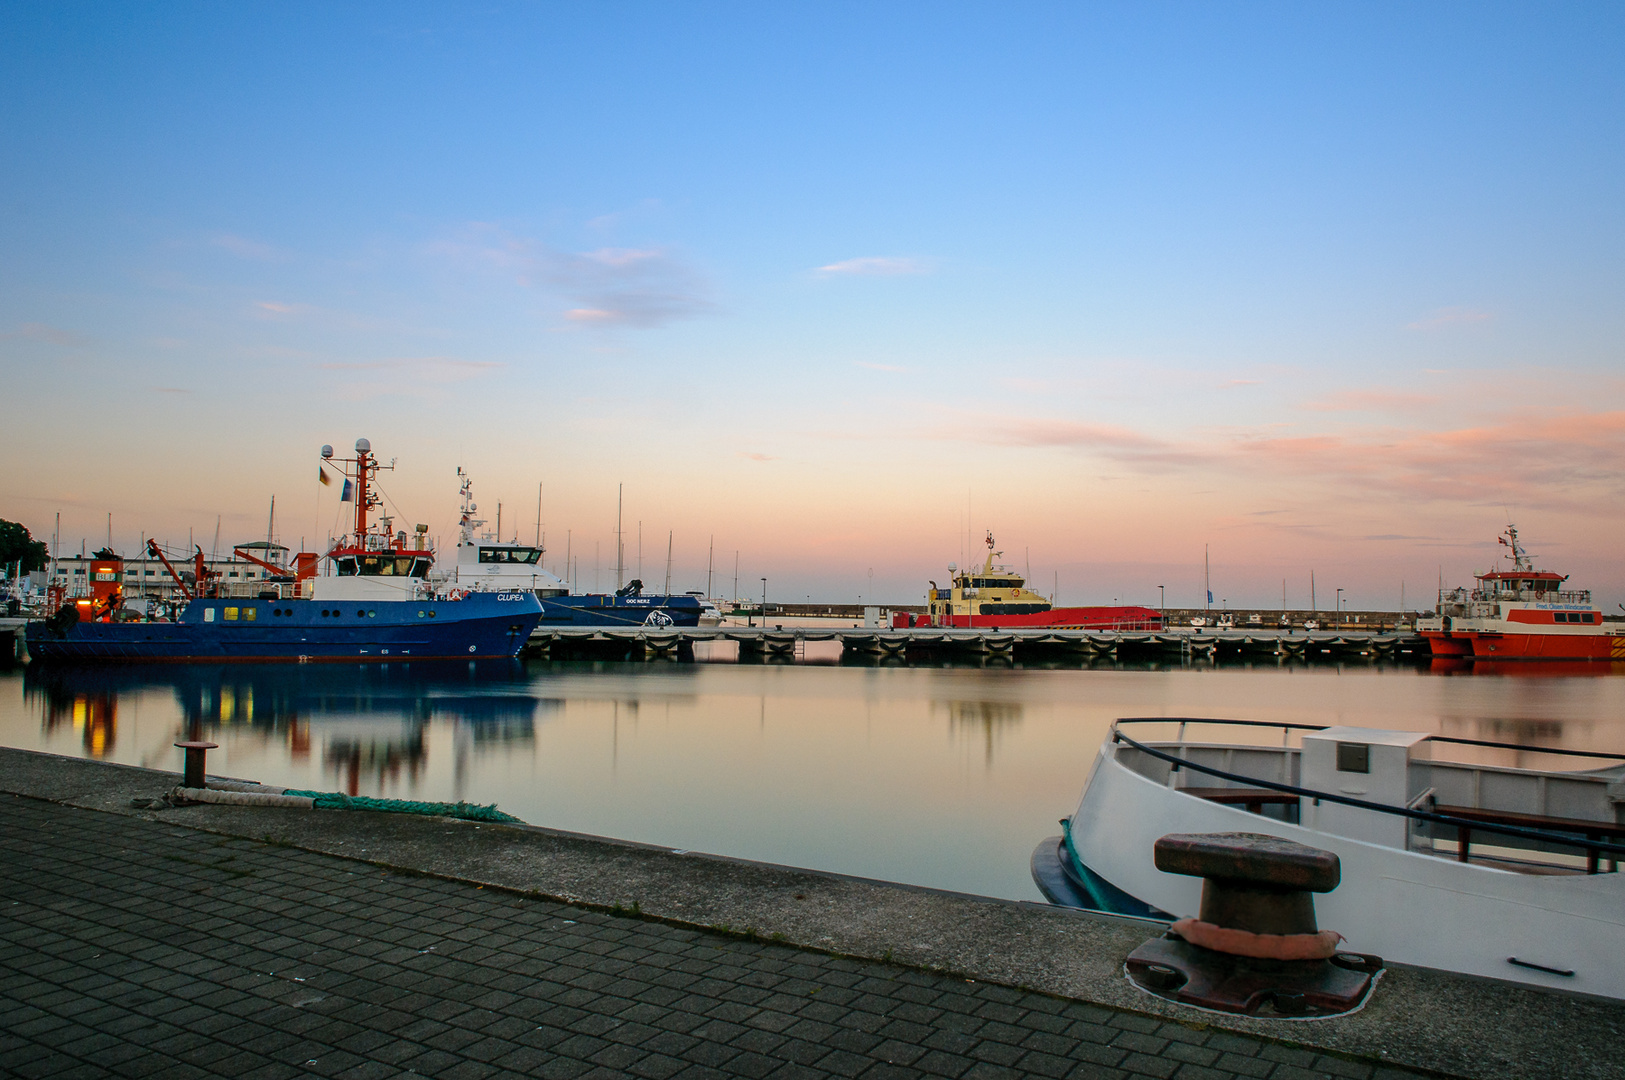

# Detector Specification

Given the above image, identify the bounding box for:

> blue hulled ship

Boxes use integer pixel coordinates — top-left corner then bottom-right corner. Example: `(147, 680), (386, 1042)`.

(25, 439), (543, 663)
(440, 470), (710, 628)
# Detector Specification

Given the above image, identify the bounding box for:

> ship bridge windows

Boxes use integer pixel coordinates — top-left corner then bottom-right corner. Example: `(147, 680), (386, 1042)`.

(957, 577), (1025, 590)
(339, 555), (431, 577)
(479, 547), (542, 565)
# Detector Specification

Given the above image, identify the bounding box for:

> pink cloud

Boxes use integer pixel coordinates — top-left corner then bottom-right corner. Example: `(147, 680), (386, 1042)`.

(429, 225), (712, 328)
(815, 256), (928, 276)
(1303, 389), (1443, 412)
(951, 408), (1625, 513)
(1407, 306), (1493, 331)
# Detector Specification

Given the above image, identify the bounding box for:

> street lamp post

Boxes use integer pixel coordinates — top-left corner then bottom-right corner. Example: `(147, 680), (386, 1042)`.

(761, 578), (768, 629)
(1336, 588), (1344, 629)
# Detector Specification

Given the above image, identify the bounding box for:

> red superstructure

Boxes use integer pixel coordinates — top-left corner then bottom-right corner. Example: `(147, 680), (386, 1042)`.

(320, 438), (435, 582)
(1417, 525), (1623, 660)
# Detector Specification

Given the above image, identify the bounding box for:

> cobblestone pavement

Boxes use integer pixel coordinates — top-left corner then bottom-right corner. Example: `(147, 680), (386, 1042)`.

(0, 794), (1430, 1080)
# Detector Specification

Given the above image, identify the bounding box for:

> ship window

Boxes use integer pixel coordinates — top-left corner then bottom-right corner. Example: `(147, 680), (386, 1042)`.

(1582, 612), (1596, 623)
(1556, 612), (1570, 623)
(1336, 742), (1370, 774)
(368, 610), (376, 618)
(224, 607), (238, 621)
(244, 608), (256, 621)
(357, 610), (366, 618)
(204, 608), (215, 622)
(428, 610), (436, 618)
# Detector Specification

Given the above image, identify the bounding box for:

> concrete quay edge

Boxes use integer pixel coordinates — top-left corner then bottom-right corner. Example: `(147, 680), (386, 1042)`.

(2, 745), (1620, 1080)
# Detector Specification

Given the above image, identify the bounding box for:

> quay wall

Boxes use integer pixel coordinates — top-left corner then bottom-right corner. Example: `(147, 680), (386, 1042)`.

(2, 746), (1621, 1080)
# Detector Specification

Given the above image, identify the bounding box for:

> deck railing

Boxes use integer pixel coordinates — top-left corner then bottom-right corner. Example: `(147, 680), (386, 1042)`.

(1111, 718), (1625, 873)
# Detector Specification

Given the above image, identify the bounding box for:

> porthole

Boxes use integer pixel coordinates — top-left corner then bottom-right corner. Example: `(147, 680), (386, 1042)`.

(417, 611), (425, 618)
(368, 610), (376, 618)
(320, 609), (330, 617)
(428, 610), (436, 618)
(357, 610), (365, 618)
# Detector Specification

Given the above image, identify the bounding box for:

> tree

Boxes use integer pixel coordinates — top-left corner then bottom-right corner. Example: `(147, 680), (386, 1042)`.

(0, 519), (49, 573)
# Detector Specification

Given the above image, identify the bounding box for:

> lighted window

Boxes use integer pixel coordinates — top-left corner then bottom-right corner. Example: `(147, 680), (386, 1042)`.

(224, 607), (238, 621)
(244, 608), (257, 621)
(204, 608), (216, 623)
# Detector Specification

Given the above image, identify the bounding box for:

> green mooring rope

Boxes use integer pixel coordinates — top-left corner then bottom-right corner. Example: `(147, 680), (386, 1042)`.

(281, 790), (522, 823)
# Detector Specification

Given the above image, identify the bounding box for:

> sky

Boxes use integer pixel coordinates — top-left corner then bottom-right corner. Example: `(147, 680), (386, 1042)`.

(2, 2), (1623, 610)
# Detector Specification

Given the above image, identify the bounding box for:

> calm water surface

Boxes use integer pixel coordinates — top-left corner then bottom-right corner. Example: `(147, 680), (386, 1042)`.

(3, 659), (1623, 901)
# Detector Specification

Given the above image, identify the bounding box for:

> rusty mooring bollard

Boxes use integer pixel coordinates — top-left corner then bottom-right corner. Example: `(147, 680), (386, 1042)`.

(174, 740), (218, 789)
(1125, 832), (1383, 1017)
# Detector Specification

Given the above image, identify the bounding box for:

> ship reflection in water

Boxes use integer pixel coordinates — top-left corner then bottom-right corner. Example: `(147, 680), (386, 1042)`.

(23, 661), (545, 796)
(6, 659), (1625, 902)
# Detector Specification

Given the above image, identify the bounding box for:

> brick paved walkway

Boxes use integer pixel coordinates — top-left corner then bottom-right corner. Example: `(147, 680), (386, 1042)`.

(0, 793), (1425, 1080)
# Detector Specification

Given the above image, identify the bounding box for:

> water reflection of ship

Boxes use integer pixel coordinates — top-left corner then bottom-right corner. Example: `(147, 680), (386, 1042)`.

(34, 687), (119, 757)
(24, 661), (550, 784)
(940, 700), (1024, 764)
(1431, 657), (1625, 678)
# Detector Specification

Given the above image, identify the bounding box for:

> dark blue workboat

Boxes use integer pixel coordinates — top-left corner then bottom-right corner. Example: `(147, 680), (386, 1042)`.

(443, 470), (704, 628)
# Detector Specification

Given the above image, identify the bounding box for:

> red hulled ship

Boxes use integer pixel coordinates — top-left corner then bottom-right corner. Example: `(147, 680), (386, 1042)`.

(1417, 525), (1624, 660)
(897, 533), (1163, 630)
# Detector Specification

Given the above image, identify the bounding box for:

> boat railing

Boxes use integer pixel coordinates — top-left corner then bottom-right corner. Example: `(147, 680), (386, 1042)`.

(1110, 720), (1625, 873)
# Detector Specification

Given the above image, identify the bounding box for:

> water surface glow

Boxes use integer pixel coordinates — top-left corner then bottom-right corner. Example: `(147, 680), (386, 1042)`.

(4, 660), (1623, 901)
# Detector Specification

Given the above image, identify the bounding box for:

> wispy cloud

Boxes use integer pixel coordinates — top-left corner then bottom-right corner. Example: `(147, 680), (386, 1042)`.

(1219, 379), (1260, 389)
(320, 357), (502, 384)
(977, 418), (1217, 470)
(815, 256), (929, 277)
(946, 407), (1625, 513)
(430, 225), (712, 329)
(1407, 306), (1493, 331)
(1303, 389), (1442, 412)
(253, 300), (306, 317)
(4, 322), (92, 347)
(210, 233), (282, 261)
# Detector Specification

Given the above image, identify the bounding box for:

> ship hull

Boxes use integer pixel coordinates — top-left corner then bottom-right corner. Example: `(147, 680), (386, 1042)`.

(536, 594), (703, 628)
(25, 592), (543, 663)
(1420, 629), (1625, 661)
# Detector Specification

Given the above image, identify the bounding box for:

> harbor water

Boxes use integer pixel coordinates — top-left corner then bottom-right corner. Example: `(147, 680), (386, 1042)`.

(2, 657), (1623, 902)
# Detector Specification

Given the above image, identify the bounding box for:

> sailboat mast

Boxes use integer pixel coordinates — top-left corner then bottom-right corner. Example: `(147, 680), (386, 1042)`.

(615, 484), (624, 589)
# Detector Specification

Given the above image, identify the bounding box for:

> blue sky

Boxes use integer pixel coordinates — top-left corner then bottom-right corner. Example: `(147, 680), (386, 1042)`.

(3, 2), (1623, 608)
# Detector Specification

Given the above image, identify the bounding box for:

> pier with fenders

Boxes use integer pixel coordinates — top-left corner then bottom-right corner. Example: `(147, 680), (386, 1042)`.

(527, 625), (1431, 664)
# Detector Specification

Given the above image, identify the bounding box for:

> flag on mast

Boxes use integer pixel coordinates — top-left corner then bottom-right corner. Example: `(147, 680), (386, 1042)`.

(318, 467), (331, 486)
(340, 479), (353, 502)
